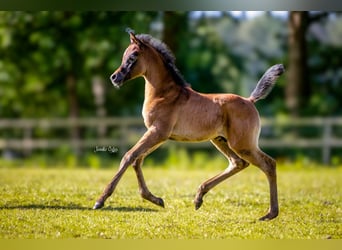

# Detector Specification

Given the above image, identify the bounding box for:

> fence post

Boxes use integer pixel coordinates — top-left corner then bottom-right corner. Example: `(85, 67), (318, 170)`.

(322, 119), (332, 165)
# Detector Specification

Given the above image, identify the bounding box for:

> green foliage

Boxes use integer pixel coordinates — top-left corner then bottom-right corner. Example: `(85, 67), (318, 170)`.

(0, 166), (341, 238)
(1, 11), (341, 119)
(308, 42), (342, 116)
(0, 11), (155, 118)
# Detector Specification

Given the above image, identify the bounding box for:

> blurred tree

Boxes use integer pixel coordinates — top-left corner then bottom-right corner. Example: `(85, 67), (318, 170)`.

(307, 12), (342, 116)
(286, 11), (330, 117)
(162, 12), (188, 53)
(286, 11), (310, 117)
(179, 12), (243, 94)
(0, 11), (157, 119)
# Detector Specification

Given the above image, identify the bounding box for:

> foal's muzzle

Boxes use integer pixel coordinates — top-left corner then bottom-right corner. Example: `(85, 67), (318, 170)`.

(110, 72), (125, 88)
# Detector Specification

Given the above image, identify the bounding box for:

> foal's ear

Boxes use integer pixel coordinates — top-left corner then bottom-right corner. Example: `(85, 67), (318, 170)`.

(129, 32), (144, 48)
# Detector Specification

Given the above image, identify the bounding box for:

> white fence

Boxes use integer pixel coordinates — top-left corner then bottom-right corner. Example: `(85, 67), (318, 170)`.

(0, 117), (341, 164)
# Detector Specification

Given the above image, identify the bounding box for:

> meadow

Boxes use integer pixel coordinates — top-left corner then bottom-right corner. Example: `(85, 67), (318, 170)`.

(0, 162), (341, 239)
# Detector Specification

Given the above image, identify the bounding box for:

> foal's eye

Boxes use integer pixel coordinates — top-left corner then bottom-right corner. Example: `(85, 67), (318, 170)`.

(127, 53), (138, 64)
(129, 56), (135, 61)
(131, 52), (138, 59)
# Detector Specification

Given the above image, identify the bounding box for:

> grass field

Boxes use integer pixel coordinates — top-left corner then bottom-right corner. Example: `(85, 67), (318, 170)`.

(0, 164), (341, 239)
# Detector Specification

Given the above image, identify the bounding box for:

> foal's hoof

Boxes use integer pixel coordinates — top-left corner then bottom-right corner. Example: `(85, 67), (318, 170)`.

(93, 201), (104, 210)
(259, 211), (278, 221)
(194, 198), (203, 210)
(155, 197), (165, 208)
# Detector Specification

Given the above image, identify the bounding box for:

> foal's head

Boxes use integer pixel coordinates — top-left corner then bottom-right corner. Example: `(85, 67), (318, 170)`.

(110, 31), (150, 88)
(110, 30), (188, 88)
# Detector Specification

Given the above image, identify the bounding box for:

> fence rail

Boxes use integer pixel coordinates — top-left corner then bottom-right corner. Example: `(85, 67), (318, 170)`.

(1, 117), (342, 164)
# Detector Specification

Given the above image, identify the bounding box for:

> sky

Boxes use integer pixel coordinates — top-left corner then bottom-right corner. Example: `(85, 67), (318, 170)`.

(190, 11), (288, 19)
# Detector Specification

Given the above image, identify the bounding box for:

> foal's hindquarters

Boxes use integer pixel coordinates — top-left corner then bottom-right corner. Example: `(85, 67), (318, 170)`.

(193, 95), (278, 220)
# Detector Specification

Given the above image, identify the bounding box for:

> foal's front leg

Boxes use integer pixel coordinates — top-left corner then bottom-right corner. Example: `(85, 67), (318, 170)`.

(93, 127), (166, 209)
(133, 157), (164, 207)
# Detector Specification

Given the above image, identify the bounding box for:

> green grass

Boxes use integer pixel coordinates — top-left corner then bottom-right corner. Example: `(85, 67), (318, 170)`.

(0, 164), (341, 239)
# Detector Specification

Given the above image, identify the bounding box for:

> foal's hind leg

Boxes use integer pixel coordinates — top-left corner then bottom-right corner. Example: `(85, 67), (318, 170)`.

(237, 148), (278, 221)
(133, 156), (164, 207)
(194, 137), (249, 210)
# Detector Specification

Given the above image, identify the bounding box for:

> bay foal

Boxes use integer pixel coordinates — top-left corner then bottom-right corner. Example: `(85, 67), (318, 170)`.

(94, 30), (285, 220)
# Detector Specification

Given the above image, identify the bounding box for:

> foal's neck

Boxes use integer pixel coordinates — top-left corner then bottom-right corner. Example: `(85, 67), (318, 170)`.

(143, 60), (179, 99)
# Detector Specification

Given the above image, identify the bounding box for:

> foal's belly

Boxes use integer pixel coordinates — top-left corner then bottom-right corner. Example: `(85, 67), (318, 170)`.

(169, 117), (224, 142)
(169, 133), (217, 142)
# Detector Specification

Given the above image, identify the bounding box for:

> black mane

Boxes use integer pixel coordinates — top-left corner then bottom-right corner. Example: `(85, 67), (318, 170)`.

(136, 34), (189, 87)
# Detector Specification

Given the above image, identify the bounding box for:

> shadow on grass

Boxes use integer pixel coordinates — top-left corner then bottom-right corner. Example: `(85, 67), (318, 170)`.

(0, 204), (159, 212)
(101, 206), (159, 212)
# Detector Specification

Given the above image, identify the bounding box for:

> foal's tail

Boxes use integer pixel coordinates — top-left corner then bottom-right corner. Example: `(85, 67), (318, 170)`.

(248, 64), (285, 103)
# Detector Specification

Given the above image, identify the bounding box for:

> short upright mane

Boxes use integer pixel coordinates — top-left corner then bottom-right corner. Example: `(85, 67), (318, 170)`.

(136, 34), (188, 87)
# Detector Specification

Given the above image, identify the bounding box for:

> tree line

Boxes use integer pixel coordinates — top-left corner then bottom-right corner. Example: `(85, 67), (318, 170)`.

(0, 11), (341, 120)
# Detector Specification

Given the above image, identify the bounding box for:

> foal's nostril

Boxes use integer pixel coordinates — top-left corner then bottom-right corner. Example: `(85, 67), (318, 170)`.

(110, 73), (116, 81)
